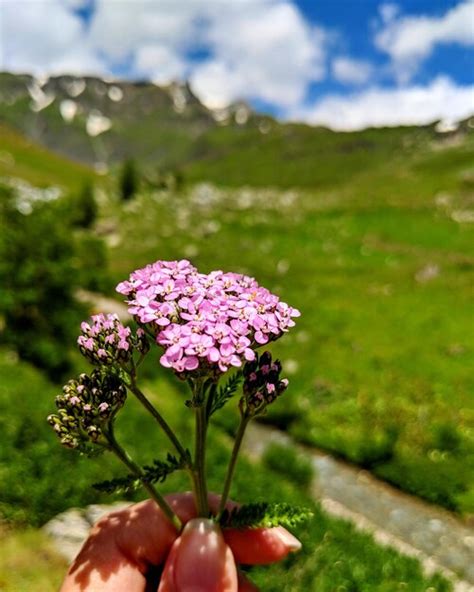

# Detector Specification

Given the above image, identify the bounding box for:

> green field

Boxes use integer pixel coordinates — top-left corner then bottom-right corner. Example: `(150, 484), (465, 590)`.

(101, 134), (474, 514)
(0, 349), (452, 591)
(1, 101), (473, 589)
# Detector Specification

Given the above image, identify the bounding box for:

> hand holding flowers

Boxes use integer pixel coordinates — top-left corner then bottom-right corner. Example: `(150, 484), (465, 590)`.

(49, 259), (308, 591)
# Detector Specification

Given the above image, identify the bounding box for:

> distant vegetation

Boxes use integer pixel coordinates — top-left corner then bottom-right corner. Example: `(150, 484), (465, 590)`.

(0, 183), (106, 377)
(0, 70), (472, 590)
(119, 159), (138, 201)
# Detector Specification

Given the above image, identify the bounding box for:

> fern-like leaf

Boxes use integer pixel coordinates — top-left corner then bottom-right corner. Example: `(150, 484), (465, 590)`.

(208, 372), (243, 417)
(93, 451), (190, 494)
(219, 502), (313, 529)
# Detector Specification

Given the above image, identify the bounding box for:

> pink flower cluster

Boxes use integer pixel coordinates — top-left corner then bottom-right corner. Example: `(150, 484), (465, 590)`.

(116, 259), (300, 374)
(78, 313), (135, 365)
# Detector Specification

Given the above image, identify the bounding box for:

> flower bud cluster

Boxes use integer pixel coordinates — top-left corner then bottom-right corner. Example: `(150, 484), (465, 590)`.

(77, 313), (149, 366)
(47, 370), (126, 450)
(116, 259), (300, 377)
(242, 351), (288, 415)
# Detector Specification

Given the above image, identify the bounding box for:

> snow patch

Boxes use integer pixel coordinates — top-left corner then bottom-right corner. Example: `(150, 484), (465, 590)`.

(86, 110), (112, 137)
(235, 104), (250, 125)
(435, 119), (460, 133)
(108, 85), (123, 102)
(169, 84), (188, 113)
(28, 81), (55, 112)
(59, 99), (78, 123)
(64, 78), (86, 98)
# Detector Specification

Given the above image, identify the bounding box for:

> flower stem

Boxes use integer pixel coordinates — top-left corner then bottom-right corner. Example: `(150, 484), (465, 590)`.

(105, 424), (182, 531)
(218, 414), (250, 516)
(128, 381), (187, 460)
(127, 376), (201, 511)
(194, 381), (209, 517)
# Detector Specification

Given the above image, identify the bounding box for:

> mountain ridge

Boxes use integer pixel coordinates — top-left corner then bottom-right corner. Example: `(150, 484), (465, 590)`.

(1, 71), (473, 189)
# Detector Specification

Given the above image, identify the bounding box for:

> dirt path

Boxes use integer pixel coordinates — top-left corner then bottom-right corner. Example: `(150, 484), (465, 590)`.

(243, 423), (474, 592)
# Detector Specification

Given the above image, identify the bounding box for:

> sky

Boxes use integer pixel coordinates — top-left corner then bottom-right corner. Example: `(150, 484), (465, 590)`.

(0, 0), (473, 130)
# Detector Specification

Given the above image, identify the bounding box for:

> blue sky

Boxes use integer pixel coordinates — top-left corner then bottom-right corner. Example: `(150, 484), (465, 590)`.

(0, 0), (473, 129)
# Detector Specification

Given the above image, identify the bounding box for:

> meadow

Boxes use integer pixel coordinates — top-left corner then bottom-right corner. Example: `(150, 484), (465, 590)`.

(0, 111), (473, 589)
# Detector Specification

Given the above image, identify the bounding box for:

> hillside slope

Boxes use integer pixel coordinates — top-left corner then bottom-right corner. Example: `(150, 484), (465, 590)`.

(1, 72), (472, 189)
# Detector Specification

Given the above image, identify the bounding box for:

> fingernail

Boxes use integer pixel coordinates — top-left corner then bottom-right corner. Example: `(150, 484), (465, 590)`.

(276, 527), (302, 552)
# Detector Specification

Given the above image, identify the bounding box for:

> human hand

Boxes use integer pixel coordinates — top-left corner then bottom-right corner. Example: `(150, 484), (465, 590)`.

(60, 492), (301, 591)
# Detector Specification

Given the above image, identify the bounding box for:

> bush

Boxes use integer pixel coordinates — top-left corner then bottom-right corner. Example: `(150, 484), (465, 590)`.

(72, 181), (97, 229)
(375, 454), (470, 512)
(119, 159), (138, 201)
(0, 185), (107, 378)
(263, 442), (314, 490)
(0, 188), (84, 377)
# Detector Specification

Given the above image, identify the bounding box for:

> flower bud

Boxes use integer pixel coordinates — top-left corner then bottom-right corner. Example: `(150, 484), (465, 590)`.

(48, 369), (126, 452)
(242, 351), (288, 416)
(77, 313), (141, 367)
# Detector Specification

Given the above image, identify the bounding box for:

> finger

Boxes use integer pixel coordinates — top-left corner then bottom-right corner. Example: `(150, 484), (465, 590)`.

(238, 570), (260, 591)
(224, 526), (301, 565)
(158, 518), (238, 592)
(61, 493), (198, 591)
(60, 516), (147, 592)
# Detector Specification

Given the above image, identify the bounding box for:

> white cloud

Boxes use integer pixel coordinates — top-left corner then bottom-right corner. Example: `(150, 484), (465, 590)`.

(291, 77), (474, 130)
(0, 0), (327, 110)
(0, 0), (105, 76)
(375, 0), (474, 82)
(190, 1), (326, 108)
(379, 3), (399, 24)
(87, 1), (201, 62)
(332, 57), (374, 85)
(134, 45), (188, 85)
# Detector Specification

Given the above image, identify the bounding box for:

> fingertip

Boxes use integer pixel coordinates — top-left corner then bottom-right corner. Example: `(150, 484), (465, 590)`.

(224, 526), (302, 565)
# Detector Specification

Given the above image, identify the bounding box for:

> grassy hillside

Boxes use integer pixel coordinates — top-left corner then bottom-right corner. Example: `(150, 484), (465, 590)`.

(0, 122), (94, 189)
(100, 133), (474, 514)
(2, 72), (472, 192)
(1, 79), (472, 587)
(0, 348), (451, 591)
(1, 95), (473, 513)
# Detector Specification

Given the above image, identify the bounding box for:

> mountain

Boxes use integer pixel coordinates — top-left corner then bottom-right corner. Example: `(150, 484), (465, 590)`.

(0, 71), (473, 189)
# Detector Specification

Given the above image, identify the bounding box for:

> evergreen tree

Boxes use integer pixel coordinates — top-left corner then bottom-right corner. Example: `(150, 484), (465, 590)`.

(119, 159), (138, 201)
(74, 180), (97, 228)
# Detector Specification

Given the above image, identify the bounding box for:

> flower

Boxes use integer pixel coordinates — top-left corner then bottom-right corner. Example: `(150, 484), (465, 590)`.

(242, 351), (289, 415)
(77, 313), (149, 366)
(47, 370), (126, 451)
(117, 260), (300, 377)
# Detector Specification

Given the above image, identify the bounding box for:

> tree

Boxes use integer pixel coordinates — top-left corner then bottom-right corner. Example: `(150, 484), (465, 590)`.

(73, 180), (97, 229)
(0, 185), (86, 378)
(119, 159), (138, 201)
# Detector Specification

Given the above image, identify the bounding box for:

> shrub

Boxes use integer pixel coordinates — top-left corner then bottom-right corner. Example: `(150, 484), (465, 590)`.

(72, 181), (97, 229)
(119, 159), (138, 201)
(0, 185), (106, 378)
(263, 442), (314, 490)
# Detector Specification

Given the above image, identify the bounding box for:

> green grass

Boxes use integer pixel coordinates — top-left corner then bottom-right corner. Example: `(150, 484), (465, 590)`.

(0, 349), (452, 590)
(0, 527), (67, 592)
(100, 133), (474, 514)
(0, 105), (473, 588)
(0, 123), (95, 190)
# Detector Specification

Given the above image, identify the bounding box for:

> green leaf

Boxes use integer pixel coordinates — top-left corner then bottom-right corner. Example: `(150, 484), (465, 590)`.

(93, 451), (190, 494)
(219, 502), (313, 529)
(92, 474), (141, 494)
(142, 451), (190, 483)
(208, 372), (243, 417)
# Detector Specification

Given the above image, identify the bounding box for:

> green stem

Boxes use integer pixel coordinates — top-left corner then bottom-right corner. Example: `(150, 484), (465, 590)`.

(128, 381), (188, 459)
(128, 377), (200, 511)
(218, 415), (250, 516)
(194, 382), (209, 516)
(105, 425), (182, 531)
